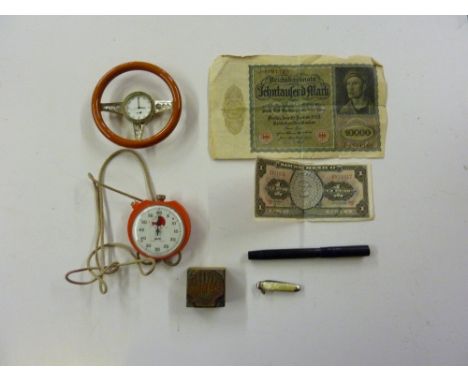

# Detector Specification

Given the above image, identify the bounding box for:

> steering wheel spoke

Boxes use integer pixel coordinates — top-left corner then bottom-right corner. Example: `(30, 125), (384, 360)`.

(154, 100), (173, 114)
(100, 102), (123, 115)
(132, 122), (145, 140)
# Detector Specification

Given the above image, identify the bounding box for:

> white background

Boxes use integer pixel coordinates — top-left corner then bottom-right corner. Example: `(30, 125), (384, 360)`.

(0, 16), (467, 366)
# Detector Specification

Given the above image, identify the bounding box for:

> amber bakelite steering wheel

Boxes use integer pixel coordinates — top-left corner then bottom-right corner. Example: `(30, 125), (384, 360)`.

(91, 61), (182, 148)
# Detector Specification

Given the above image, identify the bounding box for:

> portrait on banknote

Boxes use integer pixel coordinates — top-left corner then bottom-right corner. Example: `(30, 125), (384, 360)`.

(335, 67), (376, 115)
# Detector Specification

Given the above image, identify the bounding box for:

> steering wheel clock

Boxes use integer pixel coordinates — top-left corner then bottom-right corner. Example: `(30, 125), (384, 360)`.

(91, 61), (182, 148)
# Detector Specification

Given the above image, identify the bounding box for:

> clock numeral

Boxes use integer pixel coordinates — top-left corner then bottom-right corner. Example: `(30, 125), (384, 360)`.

(170, 237), (176, 242)
(163, 244), (169, 249)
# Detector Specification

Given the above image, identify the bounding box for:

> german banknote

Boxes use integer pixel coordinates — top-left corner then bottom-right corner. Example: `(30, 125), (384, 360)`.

(209, 55), (387, 159)
(255, 158), (373, 221)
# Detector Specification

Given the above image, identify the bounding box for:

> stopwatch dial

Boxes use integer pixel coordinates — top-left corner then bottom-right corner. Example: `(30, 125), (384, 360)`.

(132, 205), (185, 258)
(123, 92), (154, 123)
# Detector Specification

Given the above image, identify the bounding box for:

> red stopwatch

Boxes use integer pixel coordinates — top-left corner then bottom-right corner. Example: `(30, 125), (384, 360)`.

(127, 198), (191, 261)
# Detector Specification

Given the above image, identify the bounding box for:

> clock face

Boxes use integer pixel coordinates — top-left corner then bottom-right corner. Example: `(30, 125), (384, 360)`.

(123, 92), (154, 122)
(131, 204), (185, 258)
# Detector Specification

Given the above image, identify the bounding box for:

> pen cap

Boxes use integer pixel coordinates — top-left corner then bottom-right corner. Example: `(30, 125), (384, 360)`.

(320, 245), (370, 257)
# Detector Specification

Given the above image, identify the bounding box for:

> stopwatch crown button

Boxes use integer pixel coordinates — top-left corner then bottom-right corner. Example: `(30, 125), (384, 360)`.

(156, 194), (166, 201)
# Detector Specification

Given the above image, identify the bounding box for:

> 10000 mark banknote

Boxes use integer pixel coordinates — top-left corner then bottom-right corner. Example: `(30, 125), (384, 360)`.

(255, 158), (374, 221)
(209, 55), (387, 159)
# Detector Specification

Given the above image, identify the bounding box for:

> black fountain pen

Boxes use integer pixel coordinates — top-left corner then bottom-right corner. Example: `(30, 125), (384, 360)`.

(248, 245), (370, 260)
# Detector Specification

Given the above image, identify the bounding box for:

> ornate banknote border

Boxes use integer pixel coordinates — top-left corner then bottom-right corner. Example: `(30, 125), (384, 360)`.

(249, 64), (381, 153)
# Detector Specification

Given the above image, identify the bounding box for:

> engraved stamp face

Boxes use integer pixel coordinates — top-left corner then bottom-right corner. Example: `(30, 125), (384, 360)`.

(186, 268), (226, 308)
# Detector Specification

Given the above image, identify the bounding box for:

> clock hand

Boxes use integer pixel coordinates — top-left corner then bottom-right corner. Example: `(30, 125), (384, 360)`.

(152, 216), (166, 236)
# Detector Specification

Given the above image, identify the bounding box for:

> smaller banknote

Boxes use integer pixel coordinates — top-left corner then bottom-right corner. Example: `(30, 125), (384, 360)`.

(255, 158), (373, 221)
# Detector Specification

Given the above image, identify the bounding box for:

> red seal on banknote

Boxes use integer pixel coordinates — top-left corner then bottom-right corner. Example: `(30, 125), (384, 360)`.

(259, 131), (273, 144)
(316, 129), (330, 144)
